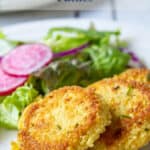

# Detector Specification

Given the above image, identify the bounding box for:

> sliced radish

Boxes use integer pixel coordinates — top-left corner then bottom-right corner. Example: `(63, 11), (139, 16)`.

(0, 65), (27, 96)
(1, 44), (53, 76)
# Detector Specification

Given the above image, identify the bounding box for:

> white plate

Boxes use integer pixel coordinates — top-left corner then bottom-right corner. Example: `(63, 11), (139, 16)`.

(0, 19), (150, 150)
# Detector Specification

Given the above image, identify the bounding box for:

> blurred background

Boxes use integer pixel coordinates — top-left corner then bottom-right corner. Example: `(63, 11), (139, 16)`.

(0, 0), (150, 27)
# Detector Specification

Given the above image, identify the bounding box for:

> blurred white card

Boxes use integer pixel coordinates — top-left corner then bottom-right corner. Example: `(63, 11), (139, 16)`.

(0, 0), (105, 11)
(0, 0), (55, 11)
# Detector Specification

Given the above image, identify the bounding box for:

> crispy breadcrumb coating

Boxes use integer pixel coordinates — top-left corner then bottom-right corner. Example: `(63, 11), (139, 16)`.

(114, 68), (150, 84)
(14, 86), (111, 150)
(89, 79), (150, 150)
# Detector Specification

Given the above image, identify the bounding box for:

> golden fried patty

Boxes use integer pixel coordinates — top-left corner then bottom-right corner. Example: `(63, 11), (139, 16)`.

(114, 68), (150, 84)
(89, 79), (150, 150)
(16, 86), (111, 150)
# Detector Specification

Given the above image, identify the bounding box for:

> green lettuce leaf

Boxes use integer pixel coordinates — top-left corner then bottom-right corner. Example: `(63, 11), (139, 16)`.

(0, 85), (38, 129)
(27, 76), (49, 95)
(0, 96), (5, 102)
(0, 31), (6, 39)
(82, 35), (130, 78)
(43, 27), (119, 52)
(34, 60), (92, 91)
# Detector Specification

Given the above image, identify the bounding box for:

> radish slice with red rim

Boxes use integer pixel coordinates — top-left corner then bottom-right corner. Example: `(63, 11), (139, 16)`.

(1, 44), (53, 76)
(0, 65), (27, 96)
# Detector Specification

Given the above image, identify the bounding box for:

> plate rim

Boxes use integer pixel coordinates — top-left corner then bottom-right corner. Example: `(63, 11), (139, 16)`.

(0, 18), (150, 150)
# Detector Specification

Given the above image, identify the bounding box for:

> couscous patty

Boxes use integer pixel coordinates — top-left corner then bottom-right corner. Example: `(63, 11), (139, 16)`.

(16, 86), (111, 150)
(89, 79), (150, 150)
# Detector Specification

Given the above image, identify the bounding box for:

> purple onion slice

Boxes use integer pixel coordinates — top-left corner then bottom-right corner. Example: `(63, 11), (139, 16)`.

(119, 47), (145, 68)
(53, 42), (90, 59)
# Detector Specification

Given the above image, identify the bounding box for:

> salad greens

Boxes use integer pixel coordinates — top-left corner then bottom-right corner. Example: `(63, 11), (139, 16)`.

(34, 60), (91, 90)
(40, 27), (130, 90)
(36, 43), (130, 90)
(0, 26), (131, 129)
(44, 27), (119, 52)
(84, 40), (130, 78)
(0, 31), (5, 39)
(0, 84), (38, 129)
(0, 96), (6, 102)
(0, 76), (47, 129)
